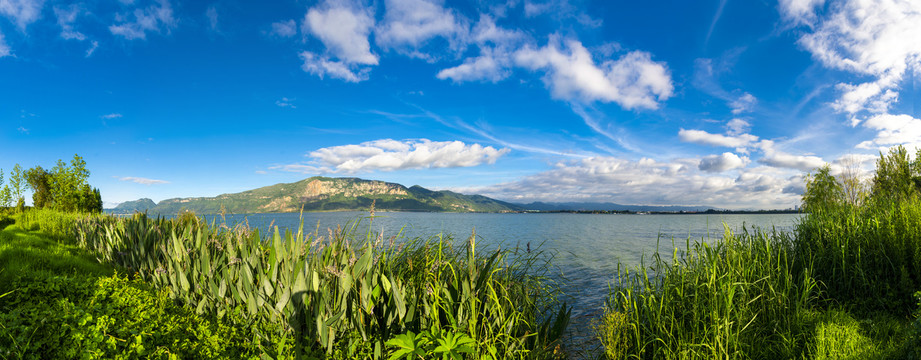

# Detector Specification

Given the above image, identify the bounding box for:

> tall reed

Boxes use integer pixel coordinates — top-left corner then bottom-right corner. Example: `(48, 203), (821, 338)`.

(601, 228), (817, 359)
(794, 199), (921, 314)
(73, 212), (570, 359)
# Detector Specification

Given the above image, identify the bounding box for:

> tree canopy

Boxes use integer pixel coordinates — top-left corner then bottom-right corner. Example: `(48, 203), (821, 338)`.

(17, 154), (103, 213)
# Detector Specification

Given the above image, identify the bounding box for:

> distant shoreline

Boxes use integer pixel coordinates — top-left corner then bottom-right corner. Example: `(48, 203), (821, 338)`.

(106, 208), (802, 216)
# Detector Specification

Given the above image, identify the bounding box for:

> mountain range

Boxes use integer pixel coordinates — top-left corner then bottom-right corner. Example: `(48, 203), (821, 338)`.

(109, 176), (713, 215)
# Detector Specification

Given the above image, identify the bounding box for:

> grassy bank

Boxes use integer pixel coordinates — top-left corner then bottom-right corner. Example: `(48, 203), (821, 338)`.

(1, 209), (570, 359)
(0, 217), (294, 359)
(596, 149), (921, 359)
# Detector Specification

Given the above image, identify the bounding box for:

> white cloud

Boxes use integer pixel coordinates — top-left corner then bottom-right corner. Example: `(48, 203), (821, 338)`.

(0, 32), (9, 57)
(784, 0), (921, 118)
(118, 176), (170, 185)
(53, 4), (85, 40)
(299, 51), (368, 82)
(206, 6), (218, 32)
(468, 156), (801, 209)
(778, 0), (824, 26)
(436, 15), (525, 83)
(759, 151), (825, 171)
(514, 37), (673, 109)
(270, 19), (297, 37)
(678, 128), (758, 148)
(729, 92), (756, 114)
(699, 152), (749, 172)
(275, 97), (296, 108)
(856, 113), (921, 150)
(109, 0), (177, 40)
(301, 0), (377, 81)
(375, 0), (465, 55)
(0, 0), (44, 30)
(303, 0), (377, 65)
(100, 113), (123, 119)
(725, 118), (750, 136)
(282, 139), (510, 174)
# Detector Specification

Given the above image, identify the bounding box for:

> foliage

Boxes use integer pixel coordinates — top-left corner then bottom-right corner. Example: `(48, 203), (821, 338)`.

(21, 155), (102, 213)
(72, 212), (569, 359)
(602, 229), (817, 359)
(24, 166), (52, 209)
(870, 145), (921, 202)
(0, 169), (10, 207)
(0, 220), (295, 359)
(794, 198), (921, 313)
(385, 329), (475, 360)
(801, 165), (844, 213)
(9, 164), (25, 210)
(13, 208), (101, 244)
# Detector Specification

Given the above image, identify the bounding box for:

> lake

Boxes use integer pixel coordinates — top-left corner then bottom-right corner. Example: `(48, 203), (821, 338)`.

(201, 211), (802, 352)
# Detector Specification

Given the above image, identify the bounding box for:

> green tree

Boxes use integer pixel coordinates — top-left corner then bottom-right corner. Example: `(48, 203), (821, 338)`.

(802, 165), (844, 213)
(870, 145), (920, 202)
(10, 164), (25, 208)
(0, 169), (9, 207)
(25, 166), (52, 209)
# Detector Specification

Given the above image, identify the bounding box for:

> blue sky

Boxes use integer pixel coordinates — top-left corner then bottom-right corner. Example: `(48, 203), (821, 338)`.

(1, 0), (920, 209)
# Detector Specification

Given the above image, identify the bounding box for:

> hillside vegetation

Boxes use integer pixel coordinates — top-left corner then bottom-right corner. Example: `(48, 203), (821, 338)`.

(113, 177), (523, 214)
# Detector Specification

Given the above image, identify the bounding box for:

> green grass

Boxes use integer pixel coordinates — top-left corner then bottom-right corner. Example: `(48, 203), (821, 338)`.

(0, 221), (295, 359)
(595, 205), (921, 359)
(72, 212), (570, 359)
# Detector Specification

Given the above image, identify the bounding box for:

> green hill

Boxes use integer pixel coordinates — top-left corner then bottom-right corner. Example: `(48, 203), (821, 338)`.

(111, 177), (523, 215)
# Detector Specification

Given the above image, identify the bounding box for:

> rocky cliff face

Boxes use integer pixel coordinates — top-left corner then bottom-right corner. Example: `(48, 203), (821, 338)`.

(301, 178), (409, 199)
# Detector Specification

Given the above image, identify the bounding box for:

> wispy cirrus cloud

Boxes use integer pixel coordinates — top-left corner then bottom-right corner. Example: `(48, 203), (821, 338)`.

(781, 0), (921, 121)
(109, 0), (177, 40)
(100, 113), (123, 119)
(0, 0), (44, 30)
(117, 176), (170, 185)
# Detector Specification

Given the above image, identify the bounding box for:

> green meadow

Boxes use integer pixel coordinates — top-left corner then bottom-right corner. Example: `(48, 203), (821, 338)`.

(2, 147), (921, 359)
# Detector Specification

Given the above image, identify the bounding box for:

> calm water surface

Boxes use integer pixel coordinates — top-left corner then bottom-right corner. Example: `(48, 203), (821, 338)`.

(201, 211), (801, 351)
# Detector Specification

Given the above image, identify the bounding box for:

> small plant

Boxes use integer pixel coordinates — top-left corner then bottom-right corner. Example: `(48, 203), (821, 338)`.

(385, 328), (476, 360)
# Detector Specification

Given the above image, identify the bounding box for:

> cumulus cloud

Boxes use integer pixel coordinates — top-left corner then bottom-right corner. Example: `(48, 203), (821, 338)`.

(436, 15), (526, 83)
(468, 156), (801, 209)
(270, 19), (297, 37)
(856, 113), (921, 150)
(514, 37), (673, 108)
(759, 151), (825, 172)
(699, 152), (749, 172)
(280, 139), (510, 174)
(725, 118), (750, 136)
(375, 0), (465, 55)
(783, 0), (921, 118)
(777, 0), (825, 26)
(301, 0), (377, 81)
(678, 128), (758, 148)
(109, 0), (177, 40)
(0, 0), (44, 30)
(118, 176), (170, 185)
